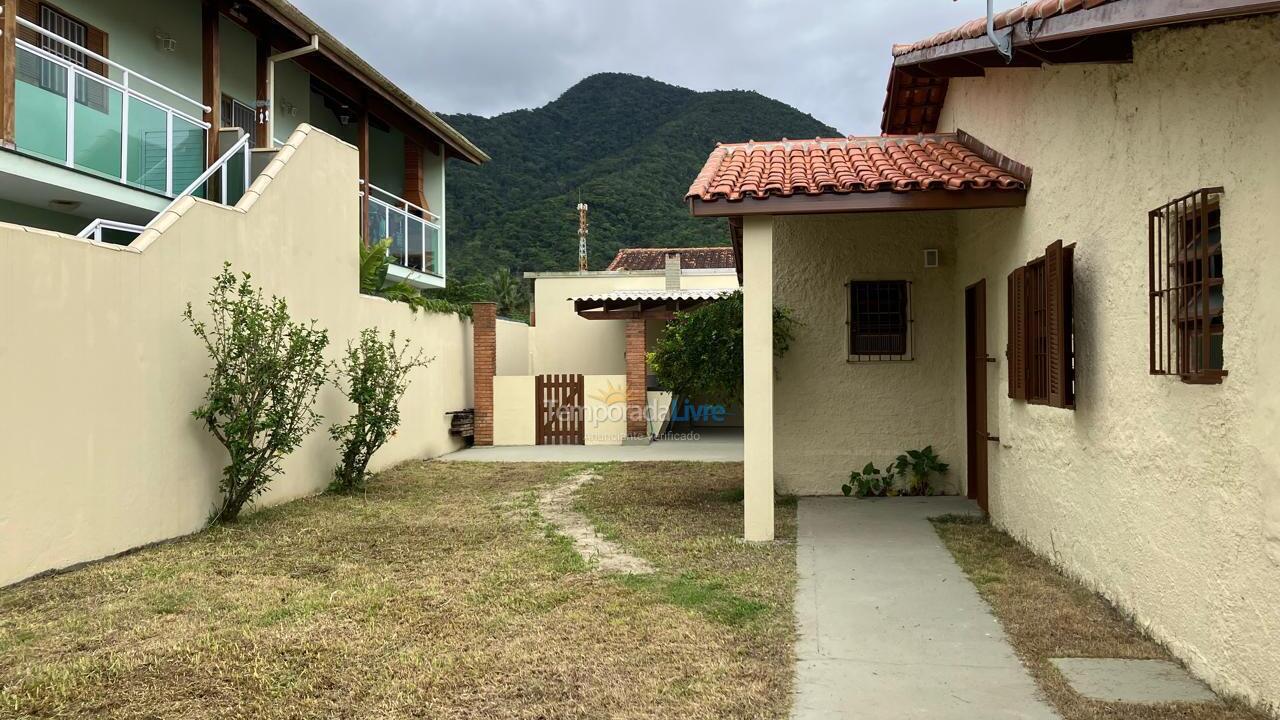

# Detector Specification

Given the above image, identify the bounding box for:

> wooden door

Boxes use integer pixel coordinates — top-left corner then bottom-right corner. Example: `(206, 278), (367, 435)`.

(535, 374), (585, 445)
(965, 280), (990, 512)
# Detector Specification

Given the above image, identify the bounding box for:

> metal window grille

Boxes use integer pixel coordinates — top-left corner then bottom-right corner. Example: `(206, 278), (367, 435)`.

(221, 96), (257, 134)
(848, 280), (913, 362)
(1148, 187), (1225, 384)
(29, 5), (108, 112)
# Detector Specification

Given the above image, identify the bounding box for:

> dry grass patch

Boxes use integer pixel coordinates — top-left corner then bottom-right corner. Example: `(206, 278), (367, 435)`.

(0, 461), (793, 720)
(932, 516), (1268, 720)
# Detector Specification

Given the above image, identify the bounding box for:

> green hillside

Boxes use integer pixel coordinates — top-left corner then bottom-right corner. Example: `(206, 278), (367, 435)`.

(441, 73), (837, 281)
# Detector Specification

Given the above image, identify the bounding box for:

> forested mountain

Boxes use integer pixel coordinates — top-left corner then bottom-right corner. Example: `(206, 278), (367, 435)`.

(441, 73), (837, 282)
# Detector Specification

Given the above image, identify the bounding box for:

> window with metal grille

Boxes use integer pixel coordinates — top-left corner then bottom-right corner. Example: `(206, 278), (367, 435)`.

(1148, 188), (1225, 384)
(221, 96), (257, 135)
(19, 3), (110, 112)
(1007, 240), (1075, 408)
(848, 280), (912, 361)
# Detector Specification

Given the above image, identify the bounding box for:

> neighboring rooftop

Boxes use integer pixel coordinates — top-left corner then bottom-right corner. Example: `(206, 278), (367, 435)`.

(685, 133), (1027, 216)
(606, 247), (737, 272)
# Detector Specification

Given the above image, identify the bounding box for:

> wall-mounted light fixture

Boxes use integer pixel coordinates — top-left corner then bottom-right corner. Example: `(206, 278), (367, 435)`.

(279, 100), (297, 117)
(154, 30), (177, 53)
(924, 249), (940, 268)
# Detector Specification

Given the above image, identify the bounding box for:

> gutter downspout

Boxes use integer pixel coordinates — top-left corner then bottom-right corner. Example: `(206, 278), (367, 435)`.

(986, 0), (1014, 63)
(266, 35), (320, 147)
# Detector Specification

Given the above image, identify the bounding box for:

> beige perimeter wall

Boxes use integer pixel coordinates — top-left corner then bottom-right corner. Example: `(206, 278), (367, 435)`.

(935, 16), (1280, 712)
(772, 212), (960, 496)
(529, 271), (737, 375)
(0, 126), (472, 588)
(496, 318), (533, 376)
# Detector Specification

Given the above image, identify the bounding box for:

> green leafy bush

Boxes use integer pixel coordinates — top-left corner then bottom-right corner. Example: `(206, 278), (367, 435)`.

(359, 239), (471, 317)
(647, 291), (797, 406)
(329, 329), (433, 493)
(841, 447), (949, 498)
(185, 265), (330, 523)
(892, 446), (950, 496)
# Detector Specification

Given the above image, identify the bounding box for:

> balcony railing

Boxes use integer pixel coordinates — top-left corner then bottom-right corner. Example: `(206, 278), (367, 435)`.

(13, 18), (211, 197)
(363, 182), (443, 279)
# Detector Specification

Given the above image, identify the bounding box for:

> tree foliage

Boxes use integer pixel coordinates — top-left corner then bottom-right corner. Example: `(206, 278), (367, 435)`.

(330, 329), (433, 493)
(647, 291), (796, 406)
(443, 73), (837, 282)
(184, 265), (330, 523)
(359, 238), (471, 316)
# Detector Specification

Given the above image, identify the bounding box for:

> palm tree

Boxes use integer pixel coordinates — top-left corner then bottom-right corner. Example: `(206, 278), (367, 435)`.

(489, 267), (525, 317)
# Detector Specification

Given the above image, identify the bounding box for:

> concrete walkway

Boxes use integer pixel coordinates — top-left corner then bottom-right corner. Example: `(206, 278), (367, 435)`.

(794, 497), (1060, 720)
(439, 428), (743, 462)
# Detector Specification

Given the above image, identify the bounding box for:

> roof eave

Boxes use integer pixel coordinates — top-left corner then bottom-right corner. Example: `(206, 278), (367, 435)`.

(251, 0), (489, 165)
(892, 0), (1280, 68)
(688, 189), (1028, 218)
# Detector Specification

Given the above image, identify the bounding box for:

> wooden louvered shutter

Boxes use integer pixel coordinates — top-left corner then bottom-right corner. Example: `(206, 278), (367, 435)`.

(17, 0), (39, 44)
(84, 25), (107, 77)
(1007, 267), (1027, 400)
(1062, 244), (1076, 408)
(1044, 240), (1067, 408)
(403, 139), (429, 212)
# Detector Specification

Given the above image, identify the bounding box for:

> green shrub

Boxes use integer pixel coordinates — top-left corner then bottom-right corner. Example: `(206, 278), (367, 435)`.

(359, 238), (471, 317)
(647, 291), (797, 406)
(329, 329), (433, 493)
(185, 265), (330, 523)
(841, 447), (949, 497)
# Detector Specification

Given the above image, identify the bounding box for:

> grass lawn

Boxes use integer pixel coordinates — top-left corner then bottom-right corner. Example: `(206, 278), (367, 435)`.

(0, 462), (795, 720)
(932, 516), (1268, 720)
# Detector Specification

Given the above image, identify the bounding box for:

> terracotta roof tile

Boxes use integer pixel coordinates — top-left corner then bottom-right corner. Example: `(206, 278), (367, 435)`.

(606, 247), (736, 271)
(686, 134), (1026, 203)
(891, 0), (1117, 57)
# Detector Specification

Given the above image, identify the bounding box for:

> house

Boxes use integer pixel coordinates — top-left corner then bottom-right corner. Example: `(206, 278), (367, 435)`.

(0, 0), (486, 288)
(685, 0), (1280, 711)
(0, 0), (486, 587)
(467, 247), (738, 447)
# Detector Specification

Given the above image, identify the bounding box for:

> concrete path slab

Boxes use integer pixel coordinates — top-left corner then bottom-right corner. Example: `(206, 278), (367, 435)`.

(439, 428), (742, 463)
(1049, 658), (1218, 704)
(793, 497), (1060, 720)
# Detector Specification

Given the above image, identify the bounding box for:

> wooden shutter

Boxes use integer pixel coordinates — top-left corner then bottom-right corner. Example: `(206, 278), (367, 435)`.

(1062, 244), (1076, 408)
(17, 0), (39, 44)
(1044, 240), (1068, 408)
(403, 139), (430, 211)
(83, 24), (106, 77)
(1007, 267), (1027, 399)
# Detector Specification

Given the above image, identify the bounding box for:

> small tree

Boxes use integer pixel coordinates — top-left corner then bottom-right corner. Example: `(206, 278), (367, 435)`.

(185, 265), (330, 523)
(647, 291), (796, 406)
(329, 329), (433, 493)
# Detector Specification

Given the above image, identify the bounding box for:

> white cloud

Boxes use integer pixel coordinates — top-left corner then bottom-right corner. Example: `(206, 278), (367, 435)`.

(292, 0), (982, 135)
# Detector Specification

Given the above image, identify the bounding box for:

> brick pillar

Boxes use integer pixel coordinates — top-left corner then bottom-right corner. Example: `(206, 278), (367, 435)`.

(472, 302), (497, 446)
(625, 319), (648, 440)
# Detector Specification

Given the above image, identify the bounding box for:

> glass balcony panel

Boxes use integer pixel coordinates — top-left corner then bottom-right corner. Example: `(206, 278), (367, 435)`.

(367, 200), (387, 246)
(126, 98), (169, 193)
(223, 146), (247, 205)
(172, 118), (205, 194)
(388, 209), (408, 268)
(406, 215), (426, 271)
(14, 47), (69, 164)
(72, 72), (123, 180)
(426, 221), (441, 276)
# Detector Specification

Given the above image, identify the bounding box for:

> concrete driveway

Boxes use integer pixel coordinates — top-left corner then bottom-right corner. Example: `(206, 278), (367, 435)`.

(439, 428), (743, 462)
(793, 497), (1060, 719)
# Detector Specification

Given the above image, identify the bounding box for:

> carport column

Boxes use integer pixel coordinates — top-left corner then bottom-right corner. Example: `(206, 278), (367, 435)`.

(742, 215), (775, 542)
(625, 319), (649, 442)
(472, 302), (497, 446)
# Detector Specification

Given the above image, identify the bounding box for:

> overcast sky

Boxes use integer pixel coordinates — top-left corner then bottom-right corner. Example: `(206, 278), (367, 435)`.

(290, 1), (983, 135)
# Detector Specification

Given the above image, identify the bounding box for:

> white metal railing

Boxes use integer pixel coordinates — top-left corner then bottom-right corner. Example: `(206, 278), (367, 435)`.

(77, 133), (252, 245)
(14, 18), (211, 197)
(76, 219), (146, 243)
(361, 182), (444, 278)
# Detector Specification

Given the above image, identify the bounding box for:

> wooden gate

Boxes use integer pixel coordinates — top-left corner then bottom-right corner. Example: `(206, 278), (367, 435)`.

(535, 374), (585, 445)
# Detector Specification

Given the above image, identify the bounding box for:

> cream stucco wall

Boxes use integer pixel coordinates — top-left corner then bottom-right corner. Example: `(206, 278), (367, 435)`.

(584, 374), (627, 445)
(772, 212), (961, 496)
(0, 126), (471, 587)
(495, 318), (533, 376)
(931, 15), (1280, 712)
(528, 271), (738, 376)
(492, 375), (535, 446)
